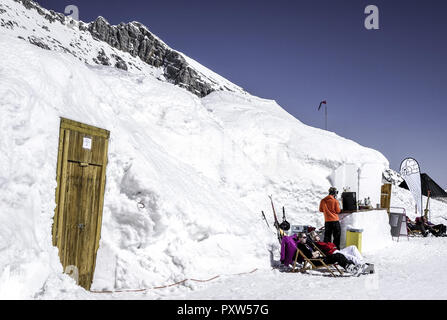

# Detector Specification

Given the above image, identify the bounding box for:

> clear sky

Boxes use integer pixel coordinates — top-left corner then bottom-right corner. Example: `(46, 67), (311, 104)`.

(37, 0), (447, 188)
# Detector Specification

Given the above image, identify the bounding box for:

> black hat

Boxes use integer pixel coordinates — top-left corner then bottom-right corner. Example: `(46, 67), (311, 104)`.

(329, 187), (338, 195)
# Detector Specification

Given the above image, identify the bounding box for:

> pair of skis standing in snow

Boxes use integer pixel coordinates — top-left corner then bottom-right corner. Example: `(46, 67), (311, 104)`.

(262, 195), (314, 246)
(261, 195), (290, 244)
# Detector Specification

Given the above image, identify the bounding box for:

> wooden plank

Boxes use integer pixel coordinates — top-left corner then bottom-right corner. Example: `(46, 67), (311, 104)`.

(84, 166), (95, 290)
(77, 164), (88, 286)
(90, 136), (106, 166)
(91, 136), (109, 289)
(60, 118), (110, 139)
(62, 162), (75, 269)
(79, 164), (101, 290)
(52, 127), (66, 246)
(56, 130), (70, 255)
(87, 165), (102, 290)
(94, 136), (108, 254)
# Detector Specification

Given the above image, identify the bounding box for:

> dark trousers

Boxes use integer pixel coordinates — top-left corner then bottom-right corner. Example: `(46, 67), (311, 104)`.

(324, 221), (341, 249)
(310, 253), (352, 270)
(324, 252), (352, 269)
(417, 222), (446, 237)
(430, 224), (446, 236)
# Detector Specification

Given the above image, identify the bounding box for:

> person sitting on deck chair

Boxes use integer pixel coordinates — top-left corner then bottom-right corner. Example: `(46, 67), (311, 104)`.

(296, 232), (361, 275)
(406, 217), (419, 234)
(308, 231), (366, 267)
(415, 216), (447, 237)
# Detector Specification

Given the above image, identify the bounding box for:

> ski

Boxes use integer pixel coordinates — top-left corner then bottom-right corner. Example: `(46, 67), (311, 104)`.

(268, 195), (283, 244)
(268, 195), (280, 229)
(261, 210), (270, 229)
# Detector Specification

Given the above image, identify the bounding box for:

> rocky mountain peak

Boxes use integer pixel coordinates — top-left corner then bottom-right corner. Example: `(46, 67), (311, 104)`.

(1, 0), (244, 97)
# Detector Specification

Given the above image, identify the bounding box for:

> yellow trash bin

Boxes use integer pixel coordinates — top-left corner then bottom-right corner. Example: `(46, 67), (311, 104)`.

(346, 228), (363, 253)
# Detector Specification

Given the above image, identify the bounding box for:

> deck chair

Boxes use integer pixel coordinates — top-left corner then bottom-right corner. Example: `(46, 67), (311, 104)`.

(406, 219), (424, 237)
(291, 245), (344, 277)
(407, 227), (423, 237)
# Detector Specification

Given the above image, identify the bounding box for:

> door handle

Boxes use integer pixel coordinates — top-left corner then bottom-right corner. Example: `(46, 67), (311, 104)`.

(78, 223), (85, 231)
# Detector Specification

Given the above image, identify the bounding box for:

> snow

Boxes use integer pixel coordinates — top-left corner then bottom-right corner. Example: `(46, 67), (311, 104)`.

(37, 237), (447, 300)
(1, 0), (447, 300)
(166, 237), (447, 300)
(390, 183), (447, 223)
(339, 209), (392, 253)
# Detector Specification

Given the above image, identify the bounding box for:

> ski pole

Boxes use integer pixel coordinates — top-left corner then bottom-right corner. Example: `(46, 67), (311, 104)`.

(261, 211), (270, 229)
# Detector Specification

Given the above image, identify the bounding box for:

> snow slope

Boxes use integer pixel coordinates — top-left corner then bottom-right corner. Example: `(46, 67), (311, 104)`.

(1, 0), (445, 300)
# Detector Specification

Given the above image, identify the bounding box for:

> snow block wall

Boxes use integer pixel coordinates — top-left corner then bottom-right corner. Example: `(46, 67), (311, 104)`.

(340, 210), (392, 253)
(0, 0), (399, 298)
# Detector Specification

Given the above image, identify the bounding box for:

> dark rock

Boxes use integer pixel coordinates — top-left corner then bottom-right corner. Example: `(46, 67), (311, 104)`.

(111, 54), (128, 71)
(88, 17), (214, 97)
(28, 36), (50, 50)
(95, 48), (111, 66)
(1, 16), (20, 29)
(15, 0), (46, 16)
(78, 22), (89, 32)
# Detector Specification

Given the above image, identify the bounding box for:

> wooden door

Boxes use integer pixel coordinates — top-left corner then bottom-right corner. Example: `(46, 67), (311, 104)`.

(53, 118), (109, 290)
(381, 184), (392, 213)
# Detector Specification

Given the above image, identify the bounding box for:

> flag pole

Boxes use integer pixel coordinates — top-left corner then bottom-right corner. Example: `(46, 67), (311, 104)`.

(318, 100), (327, 130)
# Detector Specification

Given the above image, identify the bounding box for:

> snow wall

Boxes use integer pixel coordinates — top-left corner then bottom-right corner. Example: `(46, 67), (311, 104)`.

(0, 0), (398, 298)
(340, 209), (392, 253)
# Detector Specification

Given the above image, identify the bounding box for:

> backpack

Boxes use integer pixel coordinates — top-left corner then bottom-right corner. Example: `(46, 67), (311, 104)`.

(279, 220), (290, 231)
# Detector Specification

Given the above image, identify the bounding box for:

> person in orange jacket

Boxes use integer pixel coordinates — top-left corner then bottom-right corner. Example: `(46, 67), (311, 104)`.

(319, 187), (341, 249)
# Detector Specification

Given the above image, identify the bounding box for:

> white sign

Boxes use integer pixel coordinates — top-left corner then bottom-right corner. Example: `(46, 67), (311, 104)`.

(400, 158), (422, 215)
(83, 137), (92, 150)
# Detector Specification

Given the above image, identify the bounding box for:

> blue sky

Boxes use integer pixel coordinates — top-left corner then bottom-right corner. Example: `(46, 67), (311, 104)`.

(38, 0), (447, 188)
